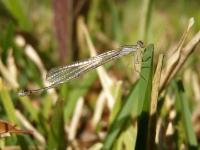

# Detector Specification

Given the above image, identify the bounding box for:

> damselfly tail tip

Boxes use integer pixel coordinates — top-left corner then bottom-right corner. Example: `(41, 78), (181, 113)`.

(17, 89), (31, 97)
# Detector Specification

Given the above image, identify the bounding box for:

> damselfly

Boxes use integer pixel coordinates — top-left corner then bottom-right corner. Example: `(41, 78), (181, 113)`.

(18, 41), (144, 96)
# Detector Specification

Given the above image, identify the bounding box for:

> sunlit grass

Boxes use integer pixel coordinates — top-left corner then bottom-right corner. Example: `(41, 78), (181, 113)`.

(0, 0), (199, 149)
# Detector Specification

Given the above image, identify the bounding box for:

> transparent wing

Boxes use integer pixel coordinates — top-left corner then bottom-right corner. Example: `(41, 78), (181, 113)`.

(46, 49), (121, 85)
(18, 43), (142, 96)
(46, 49), (120, 80)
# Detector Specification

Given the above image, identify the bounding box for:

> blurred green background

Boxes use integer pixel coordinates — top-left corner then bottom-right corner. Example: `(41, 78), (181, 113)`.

(0, 0), (199, 149)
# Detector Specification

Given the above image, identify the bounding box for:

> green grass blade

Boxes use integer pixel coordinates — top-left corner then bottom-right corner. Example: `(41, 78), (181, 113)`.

(135, 44), (153, 149)
(87, 0), (101, 31)
(47, 100), (66, 149)
(102, 83), (139, 150)
(1, 0), (32, 31)
(40, 95), (53, 120)
(107, 1), (122, 42)
(175, 80), (198, 148)
(0, 22), (14, 53)
(113, 121), (137, 150)
(137, 44), (153, 115)
(0, 80), (18, 143)
(139, 0), (154, 42)
(19, 97), (39, 122)
(0, 79), (17, 123)
(109, 81), (123, 124)
(102, 44), (154, 150)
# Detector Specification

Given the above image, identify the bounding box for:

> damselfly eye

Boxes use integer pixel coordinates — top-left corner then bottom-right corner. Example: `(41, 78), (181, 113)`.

(137, 40), (144, 48)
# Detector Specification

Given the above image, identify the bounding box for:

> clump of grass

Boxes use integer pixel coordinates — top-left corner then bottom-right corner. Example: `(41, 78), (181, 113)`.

(0, 0), (200, 149)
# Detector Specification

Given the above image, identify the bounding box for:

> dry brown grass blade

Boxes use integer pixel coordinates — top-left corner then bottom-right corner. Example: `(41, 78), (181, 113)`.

(0, 120), (32, 136)
(92, 91), (106, 128)
(15, 110), (46, 144)
(167, 30), (200, 82)
(160, 18), (200, 91)
(95, 32), (119, 49)
(0, 54), (19, 89)
(24, 45), (57, 102)
(147, 54), (164, 149)
(68, 97), (84, 141)
(192, 71), (200, 102)
(150, 54), (164, 115)
(78, 16), (115, 109)
(160, 18), (194, 90)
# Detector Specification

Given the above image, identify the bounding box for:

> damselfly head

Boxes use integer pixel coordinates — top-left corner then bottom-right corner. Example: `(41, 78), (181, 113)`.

(137, 40), (144, 48)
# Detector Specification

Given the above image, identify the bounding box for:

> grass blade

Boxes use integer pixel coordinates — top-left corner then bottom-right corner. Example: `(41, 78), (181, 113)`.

(102, 44), (154, 150)
(47, 100), (66, 149)
(0, 79), (17, 123)
(135, 44), (153, 149)
(147, 54), (164, 149)
(19, 97), (39, 122)
(1, 0), (32, 31)
(139, 0), (154, 42)
(64, 71), (97, 123)
(175, 80), (198, 148)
